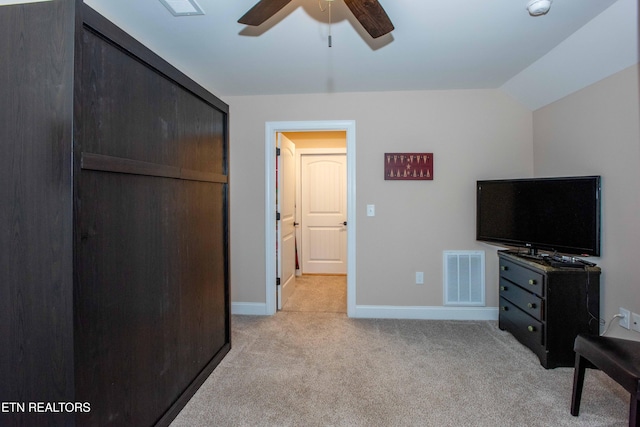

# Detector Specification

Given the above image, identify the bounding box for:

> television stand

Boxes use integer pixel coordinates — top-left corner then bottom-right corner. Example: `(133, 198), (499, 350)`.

(498, 250), (601, 368)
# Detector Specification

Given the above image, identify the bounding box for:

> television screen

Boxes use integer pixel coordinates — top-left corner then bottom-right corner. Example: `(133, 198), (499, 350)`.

(476, 176), (601, 256)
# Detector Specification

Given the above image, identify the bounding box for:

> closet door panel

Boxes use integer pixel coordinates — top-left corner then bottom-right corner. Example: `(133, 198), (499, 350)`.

(75, 13), (229, 426)
(79, 28), (178, 166)
(75, 172), (228, 426)
(79, 27), (226, 175)
(177, 180), (228, 374)
(75, 172), (174, 426)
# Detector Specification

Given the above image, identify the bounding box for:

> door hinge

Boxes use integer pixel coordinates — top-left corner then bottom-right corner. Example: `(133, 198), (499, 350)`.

(276, 147), (281, 156)
(276, 277), (281, 287)
(276, 212), (280, 220)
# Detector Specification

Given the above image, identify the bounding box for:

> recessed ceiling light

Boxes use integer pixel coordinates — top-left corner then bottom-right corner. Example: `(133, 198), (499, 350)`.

(159, 0), (205, 17)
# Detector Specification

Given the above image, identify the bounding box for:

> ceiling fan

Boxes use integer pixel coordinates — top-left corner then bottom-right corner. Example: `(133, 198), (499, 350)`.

(238, 0), (394, 39)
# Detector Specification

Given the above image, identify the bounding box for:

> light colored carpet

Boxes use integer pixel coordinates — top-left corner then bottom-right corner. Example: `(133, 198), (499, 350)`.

(282, 275), (347, 313)
(171, 312), (628, 426)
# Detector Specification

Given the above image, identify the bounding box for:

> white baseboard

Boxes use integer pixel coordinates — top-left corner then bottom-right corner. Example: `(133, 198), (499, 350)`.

(231, 302), (268, 315)
(352, 305), (499, 321)
(231, 302), (499, 320)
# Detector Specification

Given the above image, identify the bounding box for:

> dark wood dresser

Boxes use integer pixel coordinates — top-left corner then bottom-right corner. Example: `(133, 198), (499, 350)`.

(498, 251), (601, 369)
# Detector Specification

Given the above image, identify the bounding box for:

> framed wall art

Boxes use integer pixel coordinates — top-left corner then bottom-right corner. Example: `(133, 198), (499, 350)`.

(384, 153), (433, 180)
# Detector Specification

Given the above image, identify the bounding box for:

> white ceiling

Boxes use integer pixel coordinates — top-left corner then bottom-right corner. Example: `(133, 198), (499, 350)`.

(85, 0), (637, 109)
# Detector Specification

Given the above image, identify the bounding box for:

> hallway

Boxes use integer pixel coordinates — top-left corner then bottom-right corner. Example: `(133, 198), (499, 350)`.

(282, 275), (346, 313)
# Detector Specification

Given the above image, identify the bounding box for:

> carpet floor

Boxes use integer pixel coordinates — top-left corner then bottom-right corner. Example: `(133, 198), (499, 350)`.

(171, 277), (628, 427)
(282, 275), (347, 313)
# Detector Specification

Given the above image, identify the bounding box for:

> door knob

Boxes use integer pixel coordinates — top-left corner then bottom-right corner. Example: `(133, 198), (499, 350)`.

(338, 221), (347, 226)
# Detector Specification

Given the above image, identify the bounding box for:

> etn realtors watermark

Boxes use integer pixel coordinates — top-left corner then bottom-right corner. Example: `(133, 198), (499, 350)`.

(1, 401), (91, 413)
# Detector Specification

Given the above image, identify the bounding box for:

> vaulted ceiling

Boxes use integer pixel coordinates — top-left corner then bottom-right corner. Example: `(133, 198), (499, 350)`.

(85, 0), (636, 109)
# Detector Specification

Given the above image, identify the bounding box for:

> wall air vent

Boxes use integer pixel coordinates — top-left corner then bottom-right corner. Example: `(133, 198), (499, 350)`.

(443, 251), (485, 306)
(160, 0), (204, 16)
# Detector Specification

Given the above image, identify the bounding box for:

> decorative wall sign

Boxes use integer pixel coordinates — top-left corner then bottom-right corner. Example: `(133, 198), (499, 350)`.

(384, 153), (433, 180)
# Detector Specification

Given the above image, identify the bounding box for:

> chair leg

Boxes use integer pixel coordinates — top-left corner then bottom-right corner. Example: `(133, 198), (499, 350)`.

(571, 353), (587, 416)
(630, 392), (639, 427)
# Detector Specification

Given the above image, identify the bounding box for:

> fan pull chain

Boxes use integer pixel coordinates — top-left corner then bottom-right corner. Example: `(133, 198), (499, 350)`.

(320, 0), (334, 47)
(328, 0), (332, 47)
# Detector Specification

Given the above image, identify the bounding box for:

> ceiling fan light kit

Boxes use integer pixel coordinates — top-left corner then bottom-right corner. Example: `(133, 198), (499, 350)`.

(526, 0), (552, 16)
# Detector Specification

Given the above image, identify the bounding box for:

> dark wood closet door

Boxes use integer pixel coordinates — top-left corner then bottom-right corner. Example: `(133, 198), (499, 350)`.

(74, 18), (229, 426)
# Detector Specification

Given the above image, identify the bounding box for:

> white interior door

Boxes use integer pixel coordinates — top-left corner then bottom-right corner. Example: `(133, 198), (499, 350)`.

(301, 154), (347, 274)
(277, 134), (296, 309)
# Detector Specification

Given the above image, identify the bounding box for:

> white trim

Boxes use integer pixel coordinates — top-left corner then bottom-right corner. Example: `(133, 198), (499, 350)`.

(231, 302), (269, 316)
(233, 302), (499, 320)
(352, 305), (499, 321)
(265, 121), (356, 316)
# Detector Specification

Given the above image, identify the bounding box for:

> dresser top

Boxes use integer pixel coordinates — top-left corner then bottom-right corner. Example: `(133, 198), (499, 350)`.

(498, 250), (601, 274)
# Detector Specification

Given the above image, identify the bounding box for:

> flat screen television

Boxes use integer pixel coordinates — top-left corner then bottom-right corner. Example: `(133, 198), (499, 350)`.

(476, 176), (601, 257)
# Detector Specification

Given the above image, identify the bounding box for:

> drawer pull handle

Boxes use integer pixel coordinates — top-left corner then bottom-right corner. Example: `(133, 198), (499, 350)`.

(528, 279), (537, 285)
(500, 286), (507, 291)
(501, 306), (509, 311)
(527, 303), (537, 309)
(527, 325), (536, 332)
(501, 266), (509, 271)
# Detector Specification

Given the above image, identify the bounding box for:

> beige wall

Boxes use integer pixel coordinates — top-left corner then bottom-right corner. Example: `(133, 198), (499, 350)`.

(226, 89), (533, 311)
(533, 64), (640, 339)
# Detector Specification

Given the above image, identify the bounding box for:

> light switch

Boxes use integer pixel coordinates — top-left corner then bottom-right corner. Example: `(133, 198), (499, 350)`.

(367, 204), (375, 217)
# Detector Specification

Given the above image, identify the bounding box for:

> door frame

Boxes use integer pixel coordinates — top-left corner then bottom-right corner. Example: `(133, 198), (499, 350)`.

(265, 120), (356, 316)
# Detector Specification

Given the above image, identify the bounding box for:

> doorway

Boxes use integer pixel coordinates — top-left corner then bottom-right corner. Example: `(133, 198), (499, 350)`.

(265, 120), (356, 316)
(278, 134), (347, 311)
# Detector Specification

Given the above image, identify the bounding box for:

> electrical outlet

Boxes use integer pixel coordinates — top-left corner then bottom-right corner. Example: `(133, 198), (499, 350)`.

(631, 312), (640, 333)
(415, 272), (424, 285)
(619, 307), (631, 329)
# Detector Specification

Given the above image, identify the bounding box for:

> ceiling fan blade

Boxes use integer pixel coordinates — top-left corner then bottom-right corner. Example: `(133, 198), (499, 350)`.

(238, 0), (293, 26)
(344, 0), (394, 38)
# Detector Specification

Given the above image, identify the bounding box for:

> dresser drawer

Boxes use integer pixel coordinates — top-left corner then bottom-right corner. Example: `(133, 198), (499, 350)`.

(499, 278), (544, 321)
(499, 297), (544, 349)
(499, 258), (544, 296)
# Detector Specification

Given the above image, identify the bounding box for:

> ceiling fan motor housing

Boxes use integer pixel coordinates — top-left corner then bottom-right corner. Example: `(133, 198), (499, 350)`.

(527, 0), (552, 16)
